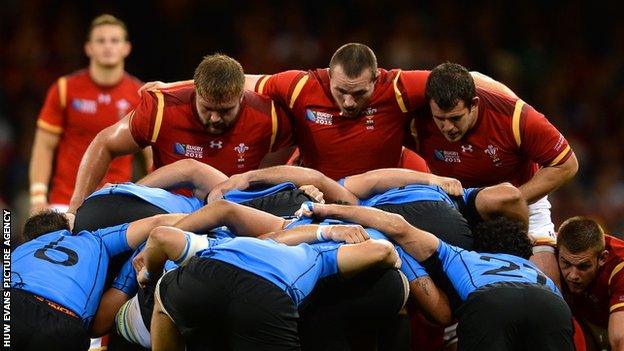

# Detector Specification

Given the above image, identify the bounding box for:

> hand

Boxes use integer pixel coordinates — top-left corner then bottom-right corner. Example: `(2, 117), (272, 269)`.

(137, 267), (150, 288)
(207, 175), (250, 203)
(132, 251), (145, 275)
(429, 175), (463, 196)
(324, 224), (369, 244)
(137, 81), (166, 96)
(65, 212), (76, 231)
(299, 185), (325, 203)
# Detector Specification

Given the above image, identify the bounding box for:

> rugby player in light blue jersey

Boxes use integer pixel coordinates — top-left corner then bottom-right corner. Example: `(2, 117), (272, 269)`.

(303, 202), (574, 351)
(10, 210), (185, 351)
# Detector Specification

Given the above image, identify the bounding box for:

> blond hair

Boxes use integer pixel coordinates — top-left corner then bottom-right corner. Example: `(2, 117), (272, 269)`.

(88, 14), (128, 41)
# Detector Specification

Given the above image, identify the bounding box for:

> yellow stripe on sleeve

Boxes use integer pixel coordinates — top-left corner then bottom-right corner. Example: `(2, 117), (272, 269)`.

(270, 101), (278, 151)
(610, 302), (624, 313)
(548, 145), (571, 167)
(512, 100), (525, 147)
(37, 119), (64, 134)
(257, 75), (270, 95)
(289, 75), (309, 108)
(609, 262), (624, 287)
(393, 70), (408, 113)
(58, 76), (67, 109)
(150, 91), (165, 143)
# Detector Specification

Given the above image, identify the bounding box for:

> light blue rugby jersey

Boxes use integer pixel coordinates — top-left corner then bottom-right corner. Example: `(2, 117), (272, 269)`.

(223, 182), (297, 203)
(11, 224), (131, 326)
(112, 243), (178, 296)
(197, 236), (341, 306)
(435, 240), (560, 301)
(87, 183), (203, 214)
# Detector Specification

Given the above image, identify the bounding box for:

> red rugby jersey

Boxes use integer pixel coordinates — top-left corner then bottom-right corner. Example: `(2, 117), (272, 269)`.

(255, 68), (430, 179)
(129, 84), (292, 176)
(412, 88), (573, 187)
(37, 69), (142, 205)
(565, 235), (624, 328)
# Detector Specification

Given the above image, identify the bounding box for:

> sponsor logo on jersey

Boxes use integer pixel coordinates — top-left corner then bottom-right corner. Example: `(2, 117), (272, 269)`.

(484, 144), (502, 167)
(173, 142), (204, 159)
(97, 93), (111, 105)
(235, 143), (250, 168)
(461, 144), (473, 153)
(209, 140), (223, 149)
(116, 99), (131, 119)
(71, 99), (97, 114)
(434, 149), (461, 163)
(305, 109), (333, 125)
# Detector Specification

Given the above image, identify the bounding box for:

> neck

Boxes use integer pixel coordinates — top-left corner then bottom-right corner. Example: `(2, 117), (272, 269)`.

(89, 63), (124, 86)
(467, 105), (479, 130)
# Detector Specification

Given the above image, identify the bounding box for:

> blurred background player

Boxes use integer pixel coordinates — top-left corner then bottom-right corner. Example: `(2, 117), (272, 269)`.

(413, 62), (579, 285)
(557, 217), (624, 351)
(28, 14), (147, 214)
(67, 53), (292, 219)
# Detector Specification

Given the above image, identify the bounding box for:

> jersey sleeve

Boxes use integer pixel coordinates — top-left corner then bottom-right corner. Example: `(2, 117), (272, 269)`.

(112, 255), (138, 296)
(270, 101), (294, 151)
(255, 70), (307, 108)
(398, 148), (431, 173)
(397, 70), (430, 112)
(129, 91), (159, 148)
(37, 79), (66, 134)
(92, 223), (132, 257)
(519, 104), (573, 167)
(397, 246), (428, 282)
(313, 242), (341, 278)
(609, 264), (624, 313)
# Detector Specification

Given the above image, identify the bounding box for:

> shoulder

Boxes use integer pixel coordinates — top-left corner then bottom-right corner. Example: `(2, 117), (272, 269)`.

(477, 87), (520, 118)
(122, 72), (144, 87)
(146, 84), (195, 106)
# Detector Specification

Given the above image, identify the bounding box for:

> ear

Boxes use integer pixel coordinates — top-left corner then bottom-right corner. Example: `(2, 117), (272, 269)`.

(121, 41), (132, 58)
(598, 249), (608, 266)
(470, 96), (479, 109)
(84, 41), (92, 58)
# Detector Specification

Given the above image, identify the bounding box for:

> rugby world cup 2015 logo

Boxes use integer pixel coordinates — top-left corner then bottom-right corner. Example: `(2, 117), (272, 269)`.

(434, 149), (461, 163)
(306, 109), (333, 125)
(174, 142), (204, 159)
(235, 143), (250, 168)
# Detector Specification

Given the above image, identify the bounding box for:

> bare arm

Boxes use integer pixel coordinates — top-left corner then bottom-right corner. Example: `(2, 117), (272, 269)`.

(260, 224), (370, 246)
(310, 203), (440, 261)
(68, 114), (142, 213)
(137, 159), (228, 200)
(125, 213), (187, 249)
(90, 289), (130, 337)
(138, 74), (265, 96)
(141, 146), (153, 172)
(410, 277), (452, 326)
(336, 239), (400, 279)
(344, 168), (463, 198)
(208, 166), (359, 205)
(470, 71), (518, 98)
(518, 154), (578, 204)
(29, 128), (61, 212)
(610, 311), (624, 351)
(475, 183), (529, 226)
(258, 145), (297, 168)
(174, 199), (286, 237)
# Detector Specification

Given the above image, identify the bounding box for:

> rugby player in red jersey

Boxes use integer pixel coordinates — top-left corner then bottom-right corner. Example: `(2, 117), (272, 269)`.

(557, 217), (624, 351)
(29, 14), (145, 214)
(412, 62), (578, 286)
(67, 54), (292, 220)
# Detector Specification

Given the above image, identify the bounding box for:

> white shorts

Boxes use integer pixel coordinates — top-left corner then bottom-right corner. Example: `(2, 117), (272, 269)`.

(527, 196), (556, 246)
(115, 295), (151, 349)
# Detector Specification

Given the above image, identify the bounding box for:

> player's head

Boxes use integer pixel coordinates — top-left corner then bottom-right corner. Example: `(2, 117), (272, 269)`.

(557, 217), (607, 294)
(22, 210), (70, 242)
(193, 54), (245, 135)
(472, 217), (533, 259)
(425, 62), (478, 142)
(328, 43), (378, 118)
(85, 14), (131, 69)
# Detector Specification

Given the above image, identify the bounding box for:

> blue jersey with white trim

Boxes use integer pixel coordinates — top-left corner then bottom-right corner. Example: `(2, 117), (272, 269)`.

(87, 183), (202, 213)
(11, 224), (131, 326)
(113, 243), (178, 296)
(436, 240), (560, 301)
(223, 182), (297, 203)
(197, 236), (340, 306)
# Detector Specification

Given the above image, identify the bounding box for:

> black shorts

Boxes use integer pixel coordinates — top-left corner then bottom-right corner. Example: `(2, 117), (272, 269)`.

(11, 289), (89, 351)
(457, 282), (574, 351)
(238, 188), (313, 218)
(158, 258), (300, 351)
(298, 268), (408, 350)
(374, 200), (473, 250)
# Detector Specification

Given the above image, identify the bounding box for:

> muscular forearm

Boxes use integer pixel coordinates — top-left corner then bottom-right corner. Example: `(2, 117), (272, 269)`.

(260, 225), (319, 245)
(344, 169), (436, 198)
(29, 132), (58, 208)
(519, 155), (578, 204)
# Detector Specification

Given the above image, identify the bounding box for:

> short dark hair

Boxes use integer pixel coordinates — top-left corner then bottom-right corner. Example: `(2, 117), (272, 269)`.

(194, 53), (245, 103)
(473, 217), (533, 259)
(425, 62), (476, 111)
(88, 14), (128, 41)
(23, 210), (70, 242)
(557, 216), (605, 255)
(329, 43), (377, 79)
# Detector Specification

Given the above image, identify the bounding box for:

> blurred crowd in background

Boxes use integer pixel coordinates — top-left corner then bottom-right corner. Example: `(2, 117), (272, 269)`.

(1, 0), (622, 237)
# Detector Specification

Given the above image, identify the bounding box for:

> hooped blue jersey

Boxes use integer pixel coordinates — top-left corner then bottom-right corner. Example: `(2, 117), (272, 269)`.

(435, 240), (560, 301)
(11, 224), (131, 326)
(197, 236), (341, 306)
(87, 183), (202, 214)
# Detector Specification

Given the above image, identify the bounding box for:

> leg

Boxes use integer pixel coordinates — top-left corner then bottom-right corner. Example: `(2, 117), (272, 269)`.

(150, 296), (184, 351)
